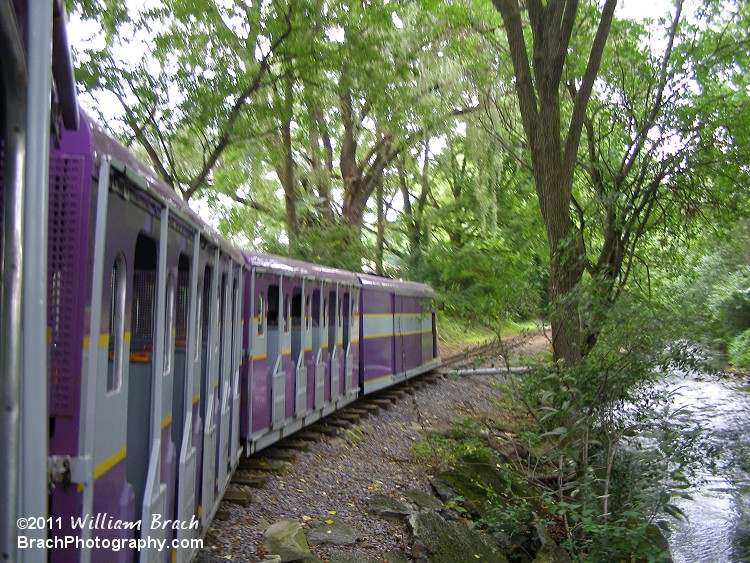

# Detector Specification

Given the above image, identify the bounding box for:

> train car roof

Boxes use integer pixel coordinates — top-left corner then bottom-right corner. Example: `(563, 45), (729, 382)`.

(242, 251), (360, 285)
(358, 273), (435, 298)
(85, 113), (239, 258)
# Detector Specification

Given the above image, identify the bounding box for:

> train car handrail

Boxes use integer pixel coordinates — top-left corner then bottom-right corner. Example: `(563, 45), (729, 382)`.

(0, 3), (28, 560)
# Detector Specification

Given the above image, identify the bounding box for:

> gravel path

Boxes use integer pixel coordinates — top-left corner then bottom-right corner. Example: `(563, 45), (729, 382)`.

(195, 332), (547, 562)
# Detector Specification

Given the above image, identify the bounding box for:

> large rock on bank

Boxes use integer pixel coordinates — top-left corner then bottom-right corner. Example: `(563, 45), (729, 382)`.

(407, 511), (508, 563)
(305, 518), (359, 546)
(264, 520), (311, 562)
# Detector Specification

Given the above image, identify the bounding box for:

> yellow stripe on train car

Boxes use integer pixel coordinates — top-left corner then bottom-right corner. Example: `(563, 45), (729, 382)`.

(367, 373), (395, 384)
(161, 415), (172, 430)
(94, 447), (127, 481)
(398, 330), (432, 337)
(362, 333), (394, 340)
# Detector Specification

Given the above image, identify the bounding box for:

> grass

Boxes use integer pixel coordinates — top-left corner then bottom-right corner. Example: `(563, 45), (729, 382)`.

(437, 313), (541, 347)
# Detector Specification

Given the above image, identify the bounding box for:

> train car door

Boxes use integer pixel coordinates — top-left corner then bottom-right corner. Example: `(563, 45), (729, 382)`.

(229, 265), (244, 470)
(394, 292), (404, 378)
(327, 285), (339, 402)
(280, 276), (297, 421)
(342, 288), (352, 397)
(347, 288), (360, 399)
(302, 283), (317, 413)
(291, 282), (311, 418)
(249, 269), (272, 437)
(421, 297), (433, 365)
(266, 278), (286, 429)
(175, 233), (201, 560)
(200, 252), (220, 527)
(216, 262), (233, 494)
(311, 286), (326, 408)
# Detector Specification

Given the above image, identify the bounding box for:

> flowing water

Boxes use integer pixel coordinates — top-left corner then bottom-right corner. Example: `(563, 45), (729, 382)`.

(659, 373), (750, 562)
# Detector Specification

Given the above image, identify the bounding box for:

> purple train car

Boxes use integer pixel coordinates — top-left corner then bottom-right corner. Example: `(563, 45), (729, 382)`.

(2, 4), (440, 562)
(44, 110), (246, 563)
(358, 275), (441, 395)
(36, 111), (442, 562)
(241, 253), (361, 452)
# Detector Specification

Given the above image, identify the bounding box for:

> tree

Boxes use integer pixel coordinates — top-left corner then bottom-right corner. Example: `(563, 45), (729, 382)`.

(490, 0), (617, 366)
(71, 0), (300, 203)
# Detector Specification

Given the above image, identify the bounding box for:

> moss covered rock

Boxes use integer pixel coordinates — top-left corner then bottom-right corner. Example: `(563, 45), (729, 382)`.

(407, 511), (507, 563)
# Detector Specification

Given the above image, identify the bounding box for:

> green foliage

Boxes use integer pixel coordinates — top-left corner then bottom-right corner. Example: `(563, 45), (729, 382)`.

(729, 329), (750, 369)
(708, 270), (750, 342)
(488, 285), (713, 560)
(412, 416), (498, 464)
(436, 315), (497, 346)
(411, 435), (455, 463)
(478, 499), (533, 538)
(290, 224), (367, 272)
(422, 239), (546, 331)
(663, 225), (750, 362)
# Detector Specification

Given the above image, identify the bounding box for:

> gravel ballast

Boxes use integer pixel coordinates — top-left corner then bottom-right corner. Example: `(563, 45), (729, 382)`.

(195, 333), (547, 562)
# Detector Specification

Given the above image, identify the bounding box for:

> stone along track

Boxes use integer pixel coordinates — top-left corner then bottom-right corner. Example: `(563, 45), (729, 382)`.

(195, 333), (547, 562)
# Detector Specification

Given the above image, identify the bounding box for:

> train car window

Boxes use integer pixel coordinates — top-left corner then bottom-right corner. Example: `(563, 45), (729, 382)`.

(107, 252), (127, 394)
(283, 294), (290, 333)
(291, 290), (302, 329)
(257, 293), (265, 336)
(305, 295), (311, 330)
(195, 280), (203, 362)
(352, 290), (358, 327)
(268, 285), (279, 327)
(132, 234), (158, 347)
(198, 264), (212, 437)
(218, 272), (227, 379)
(342, 292), (350, 350)
(232, 277), (239, 346)
(328, 291), (337, 352)
(312, 290), (320, 328)
(176, 255), (190, 345)
(201, 264), (212, 344)
(322, 297), (327, 329)
(291, 289), (302, 361)
(164, 272), (175, 373)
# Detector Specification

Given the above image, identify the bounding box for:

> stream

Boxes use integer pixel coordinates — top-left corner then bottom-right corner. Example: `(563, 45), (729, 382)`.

(658, 373), (750, 562)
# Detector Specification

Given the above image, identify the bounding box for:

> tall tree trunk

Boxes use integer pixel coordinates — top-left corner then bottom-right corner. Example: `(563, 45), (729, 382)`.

(492, 0), (617, 367)
(376, 180), (385, 275)
(277, 76), (299, 242)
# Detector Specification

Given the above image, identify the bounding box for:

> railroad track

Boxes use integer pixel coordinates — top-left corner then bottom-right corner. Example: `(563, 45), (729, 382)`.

(221, 371), (444, 507)
(440, 330), (542, 369)
(219, 333), (542, 506)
